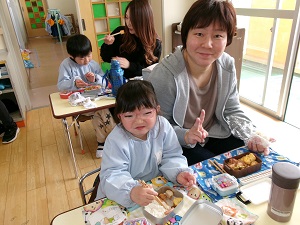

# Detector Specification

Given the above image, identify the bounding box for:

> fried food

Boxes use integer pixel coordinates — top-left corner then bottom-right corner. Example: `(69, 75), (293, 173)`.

(173, 197), (183, 207)
(227, 153), (257, 170)
(165, 190), (174, 199)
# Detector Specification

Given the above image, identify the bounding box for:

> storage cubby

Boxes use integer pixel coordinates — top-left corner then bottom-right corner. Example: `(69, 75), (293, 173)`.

(78, 0), (131, 64)
(92, 0), (131, 56)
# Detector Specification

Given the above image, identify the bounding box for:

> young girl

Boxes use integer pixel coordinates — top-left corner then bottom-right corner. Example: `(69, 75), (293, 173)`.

(96, 80), (195, 208)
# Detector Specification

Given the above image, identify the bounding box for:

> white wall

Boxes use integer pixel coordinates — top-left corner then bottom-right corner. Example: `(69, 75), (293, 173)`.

(151, 0), (195, 57)
(0, 0), (31, 114)
(6, 0), (27, 49)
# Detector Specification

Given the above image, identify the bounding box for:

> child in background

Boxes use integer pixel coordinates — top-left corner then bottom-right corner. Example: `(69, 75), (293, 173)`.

(57, 34), (116, 158)
(0, 99), (20, 144)
(96, 80), (195, 208)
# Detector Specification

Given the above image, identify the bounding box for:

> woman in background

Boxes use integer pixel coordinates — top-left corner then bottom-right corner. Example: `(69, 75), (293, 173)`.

(100, 0), (161, 79)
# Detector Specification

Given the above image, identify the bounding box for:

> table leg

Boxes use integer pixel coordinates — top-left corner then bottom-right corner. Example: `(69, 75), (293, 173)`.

(62, 118), (79, 178)
(73, 117), (85, 154)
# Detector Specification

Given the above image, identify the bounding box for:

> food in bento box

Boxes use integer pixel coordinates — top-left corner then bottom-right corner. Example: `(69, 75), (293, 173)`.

(173, 197), (183, 207)
(143, 188), (183, 217)
(84, 85), (101, 91)
(144, 200), (167, 218)
(158, 193), (167, 201)
(227, 153), (258, 170)
(140, 182), (184, 224)
(224, 152), (262, 178)
(165, 190), (174, 198)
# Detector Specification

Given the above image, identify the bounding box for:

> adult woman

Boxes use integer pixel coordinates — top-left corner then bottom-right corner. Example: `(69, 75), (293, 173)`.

(148, 0), (272, 165)
(100, 0), (161, 79)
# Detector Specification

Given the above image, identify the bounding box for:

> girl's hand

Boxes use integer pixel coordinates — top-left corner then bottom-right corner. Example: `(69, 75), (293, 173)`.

(115, 56), (130, 69)
(185, 109), (208, 145)
(176, 171), (196, 188)
(130, 185), (158, 206)
(104, 35), (115, 45)
(85, 72), (95, 83)
(75, 79), (88, 88)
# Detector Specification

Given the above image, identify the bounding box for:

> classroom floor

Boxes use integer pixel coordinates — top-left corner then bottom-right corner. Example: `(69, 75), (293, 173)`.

(26, 35), (69, 109)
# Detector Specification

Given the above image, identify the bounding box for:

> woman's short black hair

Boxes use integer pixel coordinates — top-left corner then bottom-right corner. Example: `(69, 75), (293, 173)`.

(181, 0), (237, 48)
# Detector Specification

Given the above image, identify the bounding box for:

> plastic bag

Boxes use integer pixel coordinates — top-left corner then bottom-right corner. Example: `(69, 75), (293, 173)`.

(215, 198), (258, 225)
(227, 115), (274, 150)
(68, 92), (96, 108)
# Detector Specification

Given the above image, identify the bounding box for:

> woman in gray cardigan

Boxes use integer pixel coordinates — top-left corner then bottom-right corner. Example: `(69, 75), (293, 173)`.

(148, 0), (272, 165)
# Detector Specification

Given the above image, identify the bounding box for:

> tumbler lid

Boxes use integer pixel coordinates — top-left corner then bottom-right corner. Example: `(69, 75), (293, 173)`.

(272, 162), (300, 189)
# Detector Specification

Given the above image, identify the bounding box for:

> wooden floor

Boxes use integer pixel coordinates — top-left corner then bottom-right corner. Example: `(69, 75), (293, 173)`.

(0, 106), (101, 225)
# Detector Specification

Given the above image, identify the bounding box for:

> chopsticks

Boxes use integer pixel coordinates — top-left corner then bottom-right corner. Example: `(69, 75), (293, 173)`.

(138, 180), (170, 210)
(98, 30), (124, 41)
(209, 159), (227, 174)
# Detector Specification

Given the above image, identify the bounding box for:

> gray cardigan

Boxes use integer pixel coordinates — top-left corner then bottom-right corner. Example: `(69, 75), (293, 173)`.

(147, 46), (252, 147)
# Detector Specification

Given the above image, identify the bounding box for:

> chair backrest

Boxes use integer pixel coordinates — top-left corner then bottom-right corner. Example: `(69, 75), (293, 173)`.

(79, 167), (101, 205)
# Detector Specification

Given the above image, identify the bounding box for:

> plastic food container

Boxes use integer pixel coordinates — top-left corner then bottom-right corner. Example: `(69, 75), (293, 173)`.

(142, 186), (183, 225)
(179, 200), (223, 225)
(236, 177), (271, 205)
(211, 173), (239, 197)
(223, 152), (262, 178)
(59, 91), (72, 99)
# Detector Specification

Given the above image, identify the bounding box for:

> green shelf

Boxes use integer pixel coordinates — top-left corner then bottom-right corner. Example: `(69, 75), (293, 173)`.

(93, 4), (106, 18)
(109, 18), (121, 32)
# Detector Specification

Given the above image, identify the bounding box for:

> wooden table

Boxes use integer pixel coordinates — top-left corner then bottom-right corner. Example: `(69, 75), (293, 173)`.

(49, 92), (115, 177)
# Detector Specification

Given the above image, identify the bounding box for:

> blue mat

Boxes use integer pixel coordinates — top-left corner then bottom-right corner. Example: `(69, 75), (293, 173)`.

(190, 147), (299, 202)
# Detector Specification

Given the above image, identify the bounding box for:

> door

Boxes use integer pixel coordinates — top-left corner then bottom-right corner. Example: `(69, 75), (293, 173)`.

(232, 0), (300, 122)
(19, 0), (48, 37)
(76, 0), (100, 63)
(284, 39), (300, 128)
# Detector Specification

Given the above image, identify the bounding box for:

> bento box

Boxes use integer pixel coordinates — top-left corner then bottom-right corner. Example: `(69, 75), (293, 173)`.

(211, 173), (239, 197)
(179, 200), (223, 225)
(223, 152), (262, 178)
(142, 186), (184, 225)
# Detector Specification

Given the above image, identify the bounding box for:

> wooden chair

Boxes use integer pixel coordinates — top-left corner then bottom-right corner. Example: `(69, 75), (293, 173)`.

(79, 167), (101, 205)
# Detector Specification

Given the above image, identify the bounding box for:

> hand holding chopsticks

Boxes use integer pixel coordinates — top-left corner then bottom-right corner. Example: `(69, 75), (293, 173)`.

(138, 180), (170, 210)
(209, 159), (227, 174)
(98, 30), (124, 41)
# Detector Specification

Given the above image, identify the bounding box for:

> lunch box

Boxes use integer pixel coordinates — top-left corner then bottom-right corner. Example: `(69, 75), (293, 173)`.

(211, 173), (239, 197)
(223, 152), (262, 178)
(179, 200), (223, 225)
(143, 186), (223, 225)
(142, 186), (184, 225)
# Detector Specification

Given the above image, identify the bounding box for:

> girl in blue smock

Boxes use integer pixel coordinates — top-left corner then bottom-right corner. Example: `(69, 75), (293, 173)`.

(96, 80), (195, 208)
